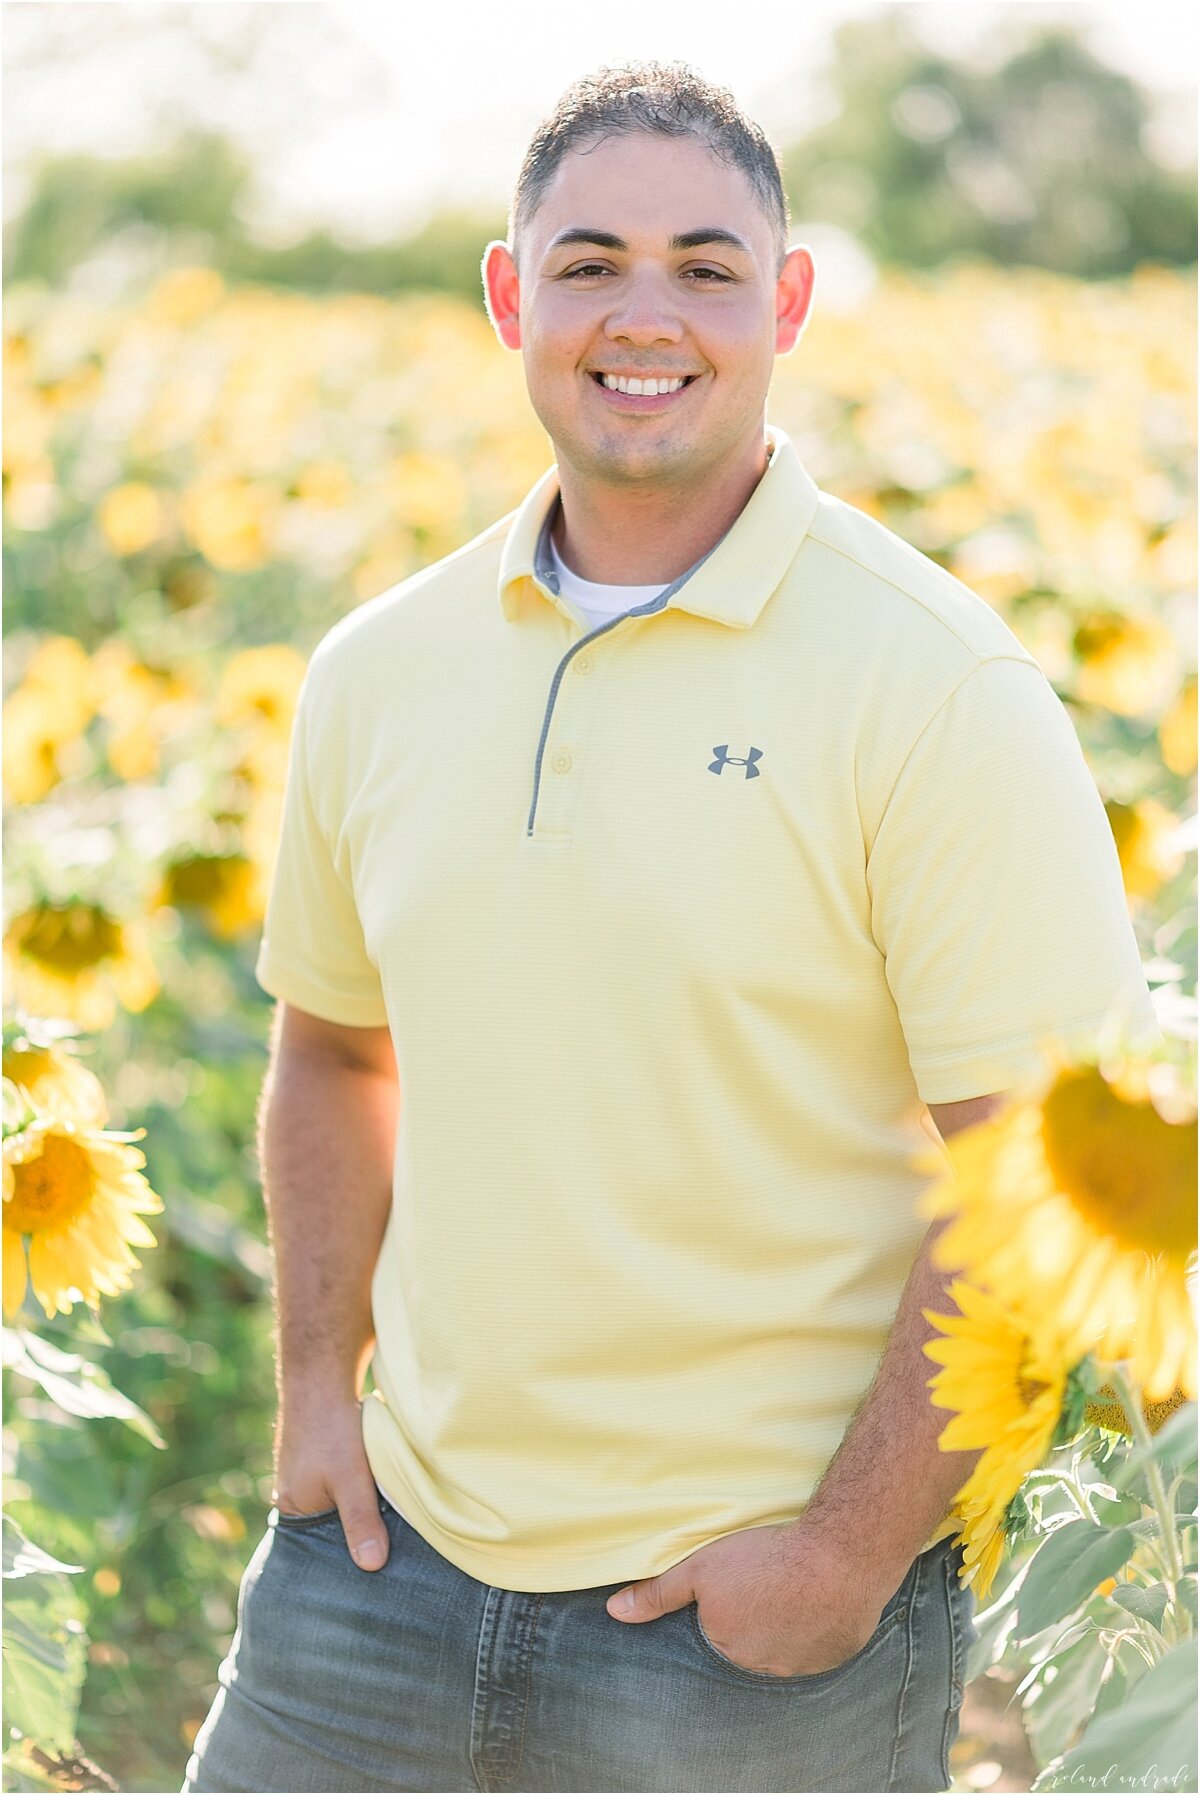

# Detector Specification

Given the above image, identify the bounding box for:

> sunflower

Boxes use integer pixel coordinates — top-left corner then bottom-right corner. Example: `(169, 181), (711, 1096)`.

(3, 636), (96, 802)
(923, 1278), (1080, 1599)
(96, 482), (168, 557)
(1105, 798), (1186, 904)
(1159, 676), (1198, 778)
(3, 1116), (162, 1319)
(1073, 612), (1177, 717)
(3, 689), (69, 804)
(18, 636), (95, 737)
(180, 478), (275, 572)
(2, 1035), (108, 1128)
(214, 645), (305, 737)
(90, 639), (199, 782)
(920, 1051), (1197, 1401)
(3, 901), (160, 1031)
(154, 852), (265, 939)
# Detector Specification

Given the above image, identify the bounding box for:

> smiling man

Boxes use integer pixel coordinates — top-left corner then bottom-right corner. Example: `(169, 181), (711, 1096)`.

(183, 61), (1160, 1795)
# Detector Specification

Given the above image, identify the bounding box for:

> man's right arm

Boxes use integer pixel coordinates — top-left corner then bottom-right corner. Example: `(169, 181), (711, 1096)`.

(257, 1000), (400, 1570)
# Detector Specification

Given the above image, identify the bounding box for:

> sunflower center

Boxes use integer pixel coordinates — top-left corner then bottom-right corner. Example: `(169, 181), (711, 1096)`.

(6, 1132), (96, 1234)
(165, 855), (231, 905)
(1015, 1370), (1051, 1407)
(22, 903), (123, 974)
(1041, 1067), (1198, 1259)
(1085, 1383), (1189, 1438)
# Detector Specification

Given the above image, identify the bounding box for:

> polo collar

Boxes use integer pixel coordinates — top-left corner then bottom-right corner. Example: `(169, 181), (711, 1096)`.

(498, 425), (820, 629)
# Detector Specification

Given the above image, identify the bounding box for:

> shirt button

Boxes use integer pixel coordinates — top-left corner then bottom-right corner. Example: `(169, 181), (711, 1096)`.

(574, 657), (592, 675)
(551, 749), (572, 774)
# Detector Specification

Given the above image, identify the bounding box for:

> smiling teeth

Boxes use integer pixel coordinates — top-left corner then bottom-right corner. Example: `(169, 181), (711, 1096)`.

(601, 375), (688, 394)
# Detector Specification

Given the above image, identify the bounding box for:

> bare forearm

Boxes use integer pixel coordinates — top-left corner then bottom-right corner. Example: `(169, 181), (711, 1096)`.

(258, 1055), (399, 1404)
(786, 1213), (982, 1599)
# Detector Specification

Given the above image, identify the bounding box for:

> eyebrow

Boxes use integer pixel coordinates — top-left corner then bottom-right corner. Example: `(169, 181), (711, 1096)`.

(544, 227), (755, 258)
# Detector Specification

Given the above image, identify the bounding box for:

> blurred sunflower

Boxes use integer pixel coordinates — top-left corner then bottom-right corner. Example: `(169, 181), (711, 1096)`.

(1073, 612), (1178, 717)
(3, 901), (160, 1030)
(920, 1052), (1197, 1401)
(1105, 798), (1186, 903)
(3, 689), (70, 804)
(2, 1034), (108, 1128)
(145, 265), (226, 325)
(1159, 676), (1198, 778)
(181, 477), (274, 572)
(3, 1116), (162, 1319)
(239, 784), (285, 876)
(2, 636), (96, 801)
(97, 482), (168, 557)
(20, 636), (95, 735)
(154, 851), (265, 939)
(90, 639), (199, 781)
(215, 645), (305, 737)
(923, 1278), (1081, 1599)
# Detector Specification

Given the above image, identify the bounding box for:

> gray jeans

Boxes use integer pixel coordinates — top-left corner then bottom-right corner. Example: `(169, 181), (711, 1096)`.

(181, 1490), (976, 1792)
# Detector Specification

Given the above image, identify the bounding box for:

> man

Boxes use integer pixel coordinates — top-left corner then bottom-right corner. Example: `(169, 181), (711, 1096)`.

(183, 61), (1160, 1795)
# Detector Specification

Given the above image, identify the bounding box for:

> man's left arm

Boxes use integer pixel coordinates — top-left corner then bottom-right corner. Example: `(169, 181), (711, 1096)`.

(606, 1092), (1005, 1676)
(789, 1091), (1003, 1581)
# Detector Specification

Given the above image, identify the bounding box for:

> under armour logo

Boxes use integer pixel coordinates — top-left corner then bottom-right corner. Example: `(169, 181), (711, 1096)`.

(709, 745), (763, 778)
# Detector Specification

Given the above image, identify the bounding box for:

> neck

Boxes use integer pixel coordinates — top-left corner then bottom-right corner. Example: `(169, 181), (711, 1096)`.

(551, 430), (772, 585)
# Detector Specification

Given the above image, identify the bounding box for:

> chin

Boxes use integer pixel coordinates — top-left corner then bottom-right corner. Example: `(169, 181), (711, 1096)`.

(579, 435), (697, 485)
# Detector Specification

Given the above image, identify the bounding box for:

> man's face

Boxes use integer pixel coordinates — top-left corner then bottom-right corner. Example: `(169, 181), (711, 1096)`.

(484, 132), (813, 489)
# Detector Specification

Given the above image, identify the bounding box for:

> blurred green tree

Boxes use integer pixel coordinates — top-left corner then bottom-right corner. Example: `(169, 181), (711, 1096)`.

(780, 13), (1195, 275)
(3, 16), (1194, 301)
(3, 130), (505, 300)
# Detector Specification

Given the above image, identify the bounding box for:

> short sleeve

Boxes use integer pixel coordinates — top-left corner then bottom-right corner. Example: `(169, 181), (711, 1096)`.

(253, 675), (389, 1027)
(867, 655), (1162, 1104)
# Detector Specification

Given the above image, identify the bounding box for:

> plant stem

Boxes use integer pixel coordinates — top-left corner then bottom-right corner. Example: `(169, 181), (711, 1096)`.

(1108, 1363), (1187, 1629)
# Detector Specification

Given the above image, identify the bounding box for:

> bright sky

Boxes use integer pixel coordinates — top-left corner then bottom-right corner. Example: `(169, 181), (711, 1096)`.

(3, 0), (1196, 243)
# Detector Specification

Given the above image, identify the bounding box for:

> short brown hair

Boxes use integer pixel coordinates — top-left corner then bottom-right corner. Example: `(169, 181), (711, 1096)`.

(509, 61), (790, 277)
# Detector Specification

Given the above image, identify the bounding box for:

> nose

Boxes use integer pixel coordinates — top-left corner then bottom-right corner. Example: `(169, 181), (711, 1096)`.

(602, 267), (685, 348)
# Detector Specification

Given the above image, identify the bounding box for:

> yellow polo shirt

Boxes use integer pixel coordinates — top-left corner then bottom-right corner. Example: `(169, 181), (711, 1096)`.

(255, 425), (1160, 1591)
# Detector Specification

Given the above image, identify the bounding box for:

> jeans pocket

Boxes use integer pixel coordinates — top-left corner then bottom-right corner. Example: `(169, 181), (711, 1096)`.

(272, 1504), (341, 1530)
(688, 1587), (909, 1689)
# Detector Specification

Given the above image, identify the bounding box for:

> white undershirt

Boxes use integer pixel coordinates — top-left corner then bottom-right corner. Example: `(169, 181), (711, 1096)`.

(549, 534), (668, 631)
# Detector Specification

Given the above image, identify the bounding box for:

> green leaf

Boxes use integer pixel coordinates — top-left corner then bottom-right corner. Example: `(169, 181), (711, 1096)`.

(1, 1580), (86, 1753)
(1090, 1490), (1142, 1526)
(6, 1329), (165, 1449)
(1024, 1633), (1109, 1763)
(1034, 1638), (1197, 1788)
(1, 1516), (82, 1579)
(1176, 1573), (1197, 1621)
(967, 1585), (1021, 1681)
(1110, 1582), (1170, 1631)
(1014, 1522), (1137, 1641)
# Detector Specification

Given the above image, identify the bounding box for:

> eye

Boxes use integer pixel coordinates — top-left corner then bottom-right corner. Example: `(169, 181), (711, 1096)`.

(562, 264), (612, 279)
(684, 268), (733, 283)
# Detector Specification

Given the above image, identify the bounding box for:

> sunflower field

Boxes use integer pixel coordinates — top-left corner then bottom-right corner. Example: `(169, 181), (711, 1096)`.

(2, 259), (1197, 1793)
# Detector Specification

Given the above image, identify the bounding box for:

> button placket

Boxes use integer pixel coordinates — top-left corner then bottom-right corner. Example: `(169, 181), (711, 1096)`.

(528, 638), (610, 839)
(526, 594), (673, 841)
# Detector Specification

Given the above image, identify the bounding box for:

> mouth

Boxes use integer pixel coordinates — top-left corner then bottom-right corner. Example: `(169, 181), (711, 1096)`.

(587, 371), (702, 411)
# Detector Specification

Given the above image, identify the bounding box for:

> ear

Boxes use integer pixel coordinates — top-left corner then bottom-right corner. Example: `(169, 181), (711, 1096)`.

(482, 241), (522, 350)
(774, 246), (815, 357)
